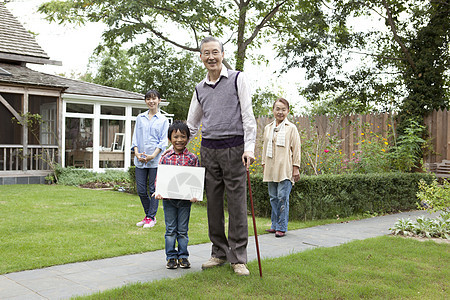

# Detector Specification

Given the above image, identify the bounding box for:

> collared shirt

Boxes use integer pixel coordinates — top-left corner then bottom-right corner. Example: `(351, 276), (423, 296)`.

(131, 111), (169, 168)
(262, 119), (301, 183)
(186, 64), (257, 153)
(159, 148), (199, 167)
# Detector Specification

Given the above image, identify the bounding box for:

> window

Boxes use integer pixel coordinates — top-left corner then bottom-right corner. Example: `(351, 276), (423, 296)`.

(39, 103), (57, 145)
(99, 119), (125, 168)
(67, 103), (93, 114)
(132, 107), (146, 116)
(65, 117), (93, 168)
(101, 105), (125, 116)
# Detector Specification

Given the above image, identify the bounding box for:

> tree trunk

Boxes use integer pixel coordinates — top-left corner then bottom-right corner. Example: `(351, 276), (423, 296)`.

(235, 0), (249, 71)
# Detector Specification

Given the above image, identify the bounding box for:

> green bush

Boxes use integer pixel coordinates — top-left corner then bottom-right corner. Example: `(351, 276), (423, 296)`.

(128, 166), (137, 194)
(247, 172), (435, 221)
(416, 179), (450, 213)
(56, 167), (131, 187)
(391, 212), (450, 239)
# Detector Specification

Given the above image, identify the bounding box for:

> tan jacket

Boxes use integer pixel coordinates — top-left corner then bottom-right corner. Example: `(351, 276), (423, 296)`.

(262, 119), (301, 183)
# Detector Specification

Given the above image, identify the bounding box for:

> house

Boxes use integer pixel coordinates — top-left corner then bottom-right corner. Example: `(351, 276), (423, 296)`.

(0, 3), (173, 184)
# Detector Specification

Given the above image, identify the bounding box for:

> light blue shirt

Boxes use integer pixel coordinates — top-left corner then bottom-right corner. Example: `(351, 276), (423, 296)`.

(131, 111), (169, 168)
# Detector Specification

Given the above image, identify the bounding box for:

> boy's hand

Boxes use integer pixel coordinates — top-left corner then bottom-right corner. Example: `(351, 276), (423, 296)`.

(190, 197), (199, 203)
(154, 193), (163, 200)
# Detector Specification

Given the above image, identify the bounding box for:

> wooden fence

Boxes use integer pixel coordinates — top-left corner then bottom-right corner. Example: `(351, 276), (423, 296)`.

(256, 109), (449, 164)
(424, 109), (450, 164)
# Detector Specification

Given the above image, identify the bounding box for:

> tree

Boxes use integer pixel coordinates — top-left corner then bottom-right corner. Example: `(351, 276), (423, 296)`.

(38, 0), (319, 71)
(251, 87), (278, 117)
(82, 41), (205, 120)
(277, 0), (450, 126)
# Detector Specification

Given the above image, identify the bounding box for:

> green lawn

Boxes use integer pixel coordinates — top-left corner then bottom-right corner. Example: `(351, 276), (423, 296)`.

(78, 236), (449, 299)
(0, 185), (361, 274)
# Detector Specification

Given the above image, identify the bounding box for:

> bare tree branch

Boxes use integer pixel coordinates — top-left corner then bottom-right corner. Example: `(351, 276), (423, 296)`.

(368, 7), (387, 20)
(381, 0), (417, 72)
(430, 0), (450, 5)
(347, 50), (406, 61)
(222, 58), (233, 70)
(243, 0), (288, 48)
(138, 22), (199, 52)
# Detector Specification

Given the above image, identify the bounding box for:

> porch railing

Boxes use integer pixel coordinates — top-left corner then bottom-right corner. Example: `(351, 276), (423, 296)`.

(0, 145), (58, 171)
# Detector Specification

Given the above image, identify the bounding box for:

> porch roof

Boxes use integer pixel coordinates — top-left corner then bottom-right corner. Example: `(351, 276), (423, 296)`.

(0, 3), (60, 65)
(0, 63), (144, 100)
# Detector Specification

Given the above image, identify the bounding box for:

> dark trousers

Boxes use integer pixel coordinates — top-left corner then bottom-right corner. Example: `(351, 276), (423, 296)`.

(163, 199), (192, 260)
(201, 144), (248, 264)
(135, 167), (158, 219)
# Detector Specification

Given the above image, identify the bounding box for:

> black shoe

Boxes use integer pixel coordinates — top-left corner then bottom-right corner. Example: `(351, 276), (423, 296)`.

(166, 258), (178, 269)
(275, 231), (286, 237)
(178, 258), (191, 268)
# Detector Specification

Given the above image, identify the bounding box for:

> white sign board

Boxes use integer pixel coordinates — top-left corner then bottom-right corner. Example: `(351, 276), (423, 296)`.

(155, 164), (205, 201)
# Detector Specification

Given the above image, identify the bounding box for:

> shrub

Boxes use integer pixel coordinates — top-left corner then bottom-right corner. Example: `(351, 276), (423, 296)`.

(128, 166), (137, 194)
(298, 117), (345, 176)
(388, 119), (428, 172)
(56, 167), (131, 188)
(390, 212), (450, 239)
(247, 172), (435, 221)
(416, 179), (450, 213)
(349, 131), (391, 173)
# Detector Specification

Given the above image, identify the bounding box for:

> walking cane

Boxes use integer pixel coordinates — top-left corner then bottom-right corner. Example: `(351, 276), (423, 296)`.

(247, 167), (263, 277)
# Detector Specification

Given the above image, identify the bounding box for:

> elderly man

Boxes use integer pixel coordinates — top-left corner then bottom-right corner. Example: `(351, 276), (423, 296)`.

(187, 36), (257, 276)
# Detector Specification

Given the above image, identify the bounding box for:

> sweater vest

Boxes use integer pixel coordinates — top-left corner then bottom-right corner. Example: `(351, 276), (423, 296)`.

(195, 70), (244, 140)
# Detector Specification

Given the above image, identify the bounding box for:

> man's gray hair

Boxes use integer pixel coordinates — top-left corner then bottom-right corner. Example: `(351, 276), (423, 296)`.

(200, 36), (224, 52)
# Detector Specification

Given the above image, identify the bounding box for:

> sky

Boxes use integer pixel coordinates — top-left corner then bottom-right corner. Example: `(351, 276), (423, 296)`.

(5, 0), (310, 112)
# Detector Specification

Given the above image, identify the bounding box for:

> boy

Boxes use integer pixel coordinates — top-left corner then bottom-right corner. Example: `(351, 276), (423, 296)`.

(155, 121), (200, 269)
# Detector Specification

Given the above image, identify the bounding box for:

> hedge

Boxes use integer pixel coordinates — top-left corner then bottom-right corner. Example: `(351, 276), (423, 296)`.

(247, 172), (435, 221)
(128, 166), (137, 194)
(129, 166), (435, 221)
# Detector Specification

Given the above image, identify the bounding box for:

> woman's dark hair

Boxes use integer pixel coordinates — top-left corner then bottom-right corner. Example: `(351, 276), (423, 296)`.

(145, 89), (161, 99)
(273, 97), (290, 110)
(168, 120), (190, 140)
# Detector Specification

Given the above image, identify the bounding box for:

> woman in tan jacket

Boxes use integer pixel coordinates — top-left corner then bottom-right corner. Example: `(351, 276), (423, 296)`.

(262, 98), (301, 237)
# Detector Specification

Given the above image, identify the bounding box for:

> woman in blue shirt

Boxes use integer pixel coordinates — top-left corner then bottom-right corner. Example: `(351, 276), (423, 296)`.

(131, 90), (169, 228)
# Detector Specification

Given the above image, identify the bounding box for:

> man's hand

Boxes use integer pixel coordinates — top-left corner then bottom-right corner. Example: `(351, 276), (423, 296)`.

(190, 197), (199, 203)
(242, 151), (255, 171)
(293, 166), (300, 182)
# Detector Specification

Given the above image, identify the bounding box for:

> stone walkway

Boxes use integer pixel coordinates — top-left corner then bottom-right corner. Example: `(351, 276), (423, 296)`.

(0, 210), (436, 299)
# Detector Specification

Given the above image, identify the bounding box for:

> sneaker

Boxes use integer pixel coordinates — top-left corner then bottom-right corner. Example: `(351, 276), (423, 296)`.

(136, 217), (147, 227)
(143, 217), (156, 228)
(275, 231), (286, 237)
(231, 263), (250, 276)
(178, 258), (191, 269)
(166, 258), (178, 269)
(201, 257), (227, 269)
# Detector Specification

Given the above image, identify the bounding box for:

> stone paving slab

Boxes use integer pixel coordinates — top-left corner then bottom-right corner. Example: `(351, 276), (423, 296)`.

(0, 210), (439, 299)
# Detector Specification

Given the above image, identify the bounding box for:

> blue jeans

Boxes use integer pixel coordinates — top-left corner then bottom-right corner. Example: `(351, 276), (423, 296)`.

(163, 199), (192, 260)
(135, 167), (158, 219)
(268, 180), (292, 232)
